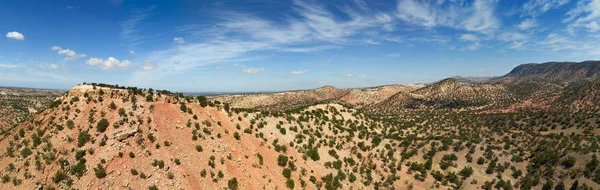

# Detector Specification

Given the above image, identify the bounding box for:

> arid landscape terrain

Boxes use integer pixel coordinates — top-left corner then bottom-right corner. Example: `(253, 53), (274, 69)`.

(6, 0), (600, 189)
(1, 61), (600, 189)
(0, 87), (63, 134)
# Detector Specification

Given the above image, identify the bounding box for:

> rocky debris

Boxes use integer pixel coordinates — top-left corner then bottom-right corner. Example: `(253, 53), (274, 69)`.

(113, 128), (137, 141)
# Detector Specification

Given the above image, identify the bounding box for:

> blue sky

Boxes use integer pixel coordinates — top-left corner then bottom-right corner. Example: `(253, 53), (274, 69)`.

(1, 0), (600, 92)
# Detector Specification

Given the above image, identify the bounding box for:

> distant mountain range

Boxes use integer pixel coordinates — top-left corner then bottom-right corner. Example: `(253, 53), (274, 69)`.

(499, 61), (600, 85)
(213, 60), (600, 113)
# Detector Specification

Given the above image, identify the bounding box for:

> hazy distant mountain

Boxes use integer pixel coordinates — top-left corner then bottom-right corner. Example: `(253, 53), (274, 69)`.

(496, 61), (600, 85)
(490, 61), (600, 97)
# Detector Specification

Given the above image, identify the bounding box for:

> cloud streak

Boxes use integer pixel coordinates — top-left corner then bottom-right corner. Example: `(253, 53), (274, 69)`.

(395, 0), (500, 34)
(243, 67), (264, 74)
(0, 63), (18, 68)
(121, 6), (155, 47)
(130, 0), (399, 85)
(126, 0), (600, 87)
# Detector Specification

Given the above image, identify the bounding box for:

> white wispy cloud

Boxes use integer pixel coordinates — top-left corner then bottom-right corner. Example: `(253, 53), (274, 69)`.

(338, 73), (367, 78)
(533, 32), (600, 55)
(0, 64), (79, 83)
(457, 34), (482, 51)
(215, 0), (394, 44)
(129, 50), (136, 54)
(51, 46), (86, 60)
(173, 37), (185, 44)
(499, 31), (528, 41)
(395, 0), (500, 34)
(280, 45), (340, 53)
(281, 69), (308, 77)
(126, 0), (600, 86)
(130, 0), (398, 85)
(0, 63), (18, 68)
(539, 33), (579, 51)
(459, 34), (479, 41)
(365, 39), (380, 45)
(290, 69), (308, 75)
(6, 31), (24, 40)
(384, 35), (450, 46)
(463, 0), (500, 33)
(586, 21), (600, 32)
(243, 67), (264, 74)
(509, 41), (527, 49)
(36, 62), (65, 70)
(521, 0), (570, 16)
(86, 57), (132, 70)
(142, 61), (157, 71)
(142, 41), (272, 74)
(121, 6), (155, 47)
(518, 18), (538, 30)
(396, 0), (435, 27)
(564, 0), (600, 33)
(387, 53), (400, 58)
(233, 63), (266, 74)
(464, 42), (481, 51)
(498, 30), (529, 49)
(292, 0), (394, 43)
